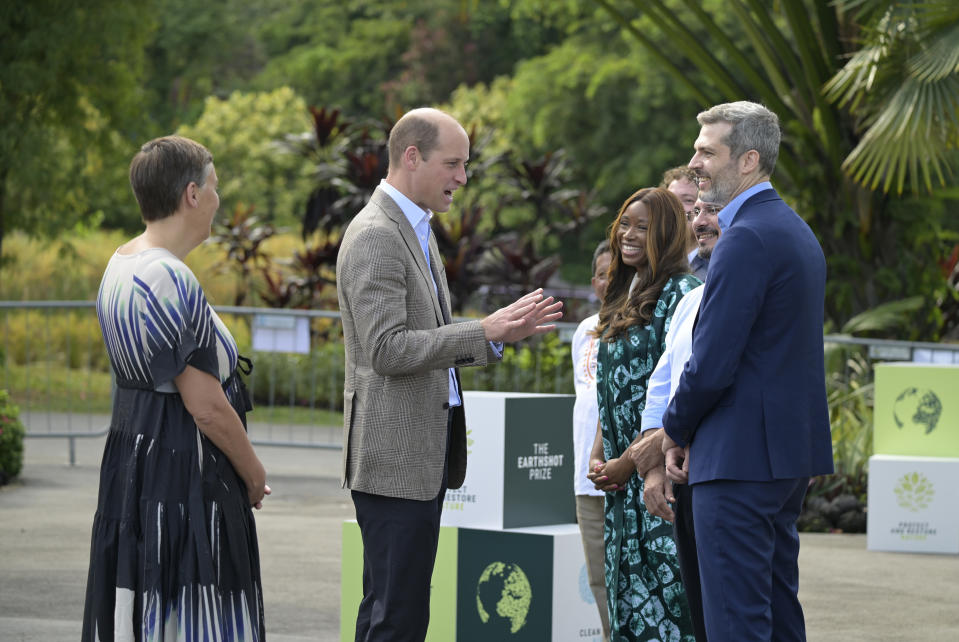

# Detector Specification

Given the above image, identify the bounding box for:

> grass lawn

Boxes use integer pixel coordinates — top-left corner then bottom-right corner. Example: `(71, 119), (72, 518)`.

(1, 362), (342, 427)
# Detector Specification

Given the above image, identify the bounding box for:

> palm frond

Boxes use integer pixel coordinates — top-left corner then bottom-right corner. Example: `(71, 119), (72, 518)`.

(840, 295), (925, 334)
(822, 44), (886, 110)
(736, 0), (811, 117)
(841, 74), (959, 192)
(908, 18), (959, 82)
(824, 0), (959, 193)
(637, 0), (750, 99)
(676, 0), (785, 107)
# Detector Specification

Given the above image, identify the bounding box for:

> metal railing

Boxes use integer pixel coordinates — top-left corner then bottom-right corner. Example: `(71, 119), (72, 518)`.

(4, 301), (959, 465)
(0, 301), (582, 463)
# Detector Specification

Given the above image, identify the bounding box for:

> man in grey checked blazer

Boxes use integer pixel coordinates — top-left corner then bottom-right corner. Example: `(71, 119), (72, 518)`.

(336, 107), (563, 642)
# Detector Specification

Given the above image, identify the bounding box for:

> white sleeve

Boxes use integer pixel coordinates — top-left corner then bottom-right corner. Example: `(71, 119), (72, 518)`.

(570, 319), (591, 395)
(641, 349), (672, 432)
(640, 286), (702, 431)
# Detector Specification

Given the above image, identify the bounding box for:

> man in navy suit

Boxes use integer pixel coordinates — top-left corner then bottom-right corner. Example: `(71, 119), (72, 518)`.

(661, 101), (833, 641)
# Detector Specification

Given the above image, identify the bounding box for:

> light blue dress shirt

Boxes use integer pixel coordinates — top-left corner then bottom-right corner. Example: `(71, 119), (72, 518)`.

(717, 181), (772, 232)
(643, 182), (772, 428)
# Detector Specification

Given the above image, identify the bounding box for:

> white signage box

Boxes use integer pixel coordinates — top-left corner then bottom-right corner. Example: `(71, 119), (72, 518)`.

(251, 314), (310, 353)
(441, 391), (576, 530)
(866, 454), (959, 554)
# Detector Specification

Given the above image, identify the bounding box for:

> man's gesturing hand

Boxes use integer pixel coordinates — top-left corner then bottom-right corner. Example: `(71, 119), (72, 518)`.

(661, 432), (688, 505)
(481, 288), (564, 343)
(664, 445), (689, 482)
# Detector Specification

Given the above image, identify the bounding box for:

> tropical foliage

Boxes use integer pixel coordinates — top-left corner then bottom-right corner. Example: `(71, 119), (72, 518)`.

(590, 0), (959, 334)
(824, 0), (959, 194)
(177, 88), (315, 227)
(3, 0), (958, 338)
(0, 0), (151, 254)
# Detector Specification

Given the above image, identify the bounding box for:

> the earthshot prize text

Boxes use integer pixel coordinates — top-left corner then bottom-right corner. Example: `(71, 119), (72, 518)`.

(517, 442), (565, 480)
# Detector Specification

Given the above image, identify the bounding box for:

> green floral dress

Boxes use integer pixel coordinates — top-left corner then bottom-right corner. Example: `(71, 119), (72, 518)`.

(596, 273), (700, 642)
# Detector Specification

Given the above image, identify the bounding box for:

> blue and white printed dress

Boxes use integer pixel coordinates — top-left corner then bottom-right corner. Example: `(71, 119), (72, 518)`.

(82, 247), (264, 642)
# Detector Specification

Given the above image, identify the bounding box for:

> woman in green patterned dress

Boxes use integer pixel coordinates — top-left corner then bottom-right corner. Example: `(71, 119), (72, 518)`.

(587, 187), (701, 641)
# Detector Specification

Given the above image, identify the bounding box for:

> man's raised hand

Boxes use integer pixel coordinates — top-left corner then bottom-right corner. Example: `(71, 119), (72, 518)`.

(481, 288), (563, 343)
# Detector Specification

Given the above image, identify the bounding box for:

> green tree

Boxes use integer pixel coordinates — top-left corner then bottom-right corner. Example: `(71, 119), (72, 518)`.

(446, 30), (704, 282)
(248, 0), (574, 117)
(176, 88), (315, 226)
(0, 0), (152, 258)
(249, 0), (413, 115)
(143, 0), (267, 130)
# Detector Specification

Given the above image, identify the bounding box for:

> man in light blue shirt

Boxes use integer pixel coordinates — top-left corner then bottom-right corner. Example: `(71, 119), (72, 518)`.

(688, 198), (722, 281)
(337, 107), (564, 641)
(660, 101), (832, 642)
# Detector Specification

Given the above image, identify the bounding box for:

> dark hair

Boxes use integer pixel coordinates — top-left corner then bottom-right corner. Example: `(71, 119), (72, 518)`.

(129, 136), (213, 222)
(697, 101), (781, 176)
(594, 187), (690, 340)
(591, 239), (611, 275)
(388, 110), (443, 168)
(659, 165), (697, 189)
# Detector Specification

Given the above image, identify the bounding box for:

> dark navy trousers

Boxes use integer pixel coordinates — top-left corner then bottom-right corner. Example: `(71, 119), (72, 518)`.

(693, 477), (809, 642)
(351, 411), (452, 642)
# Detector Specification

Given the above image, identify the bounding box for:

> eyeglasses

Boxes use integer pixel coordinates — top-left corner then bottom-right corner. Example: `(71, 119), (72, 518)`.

(689, 205), (722, 219)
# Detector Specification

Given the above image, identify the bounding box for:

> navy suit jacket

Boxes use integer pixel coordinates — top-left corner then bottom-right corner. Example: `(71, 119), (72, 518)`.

(662, 188), (833, 483)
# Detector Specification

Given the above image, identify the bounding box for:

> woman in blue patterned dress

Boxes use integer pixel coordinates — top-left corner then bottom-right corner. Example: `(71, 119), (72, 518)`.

(82, 136), (269, 642)
(587, 187), (700, 641)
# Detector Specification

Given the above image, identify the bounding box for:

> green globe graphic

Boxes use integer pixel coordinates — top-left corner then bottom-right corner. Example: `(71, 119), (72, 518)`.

(475, 561), (532, 634)
(893, 387), (942, 435)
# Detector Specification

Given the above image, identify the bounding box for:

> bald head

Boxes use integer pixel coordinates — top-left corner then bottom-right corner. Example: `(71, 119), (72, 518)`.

(385, 107), (470, 213)
(388, 108), (464, 170)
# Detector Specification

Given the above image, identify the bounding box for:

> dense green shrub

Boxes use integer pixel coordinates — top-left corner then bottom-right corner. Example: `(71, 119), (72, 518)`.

(460, 332), (574, 395)
(799, 345), (873, 533)
(0, 230), (307, 307)
(243, 331), (575, 411)
(247, 339), (346, 410)
(0, 390), (26, 485)
(1, 309), (108, 370)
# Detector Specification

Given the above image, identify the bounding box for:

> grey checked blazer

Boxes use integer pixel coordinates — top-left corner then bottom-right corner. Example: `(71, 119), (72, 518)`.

(336, 187), (495, 501)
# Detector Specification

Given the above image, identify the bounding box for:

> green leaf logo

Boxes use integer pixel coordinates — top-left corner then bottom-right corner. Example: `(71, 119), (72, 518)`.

(893, 471), (935, 512)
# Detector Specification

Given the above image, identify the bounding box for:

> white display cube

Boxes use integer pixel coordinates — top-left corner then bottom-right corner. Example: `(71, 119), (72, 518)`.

(441, 391), (576, 530)
(866, 454), (959, 554)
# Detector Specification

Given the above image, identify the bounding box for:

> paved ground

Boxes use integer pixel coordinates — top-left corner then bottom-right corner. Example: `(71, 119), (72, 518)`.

(2, 431), (958, 641)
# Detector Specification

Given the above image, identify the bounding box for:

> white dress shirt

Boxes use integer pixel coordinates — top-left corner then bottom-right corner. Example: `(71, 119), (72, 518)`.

(640, 285), (704, 432)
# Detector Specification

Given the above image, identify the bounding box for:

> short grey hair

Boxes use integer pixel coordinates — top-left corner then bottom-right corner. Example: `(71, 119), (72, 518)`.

(591, 239), (610, 274)
(129, 135), (213, 222)
(697, 101), (780, 176)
